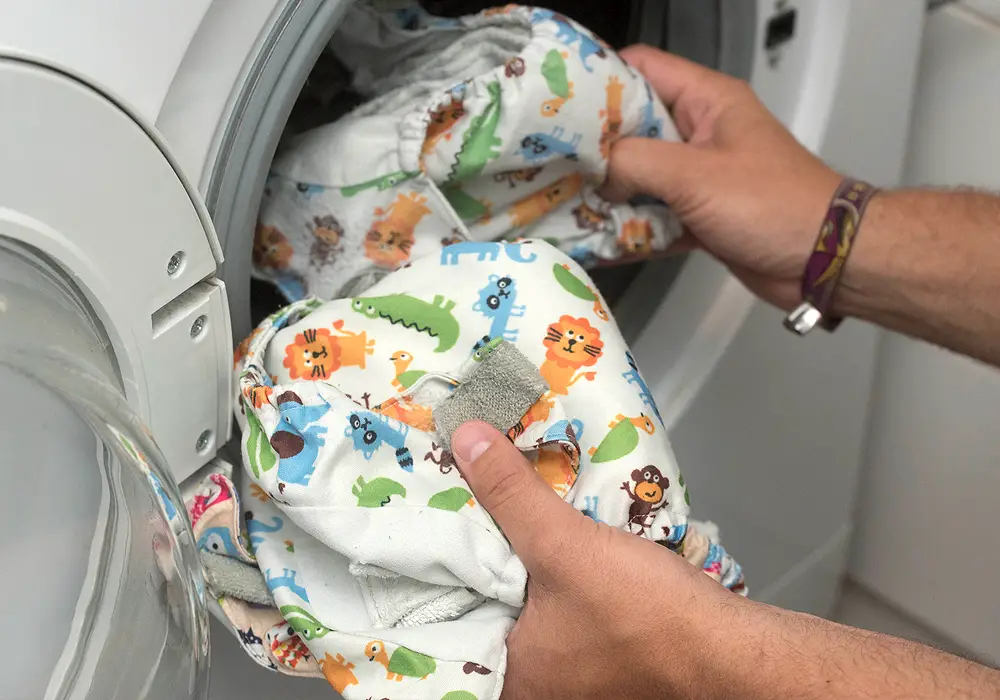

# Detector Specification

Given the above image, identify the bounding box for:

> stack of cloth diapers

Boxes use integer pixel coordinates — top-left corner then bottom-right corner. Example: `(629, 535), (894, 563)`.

(186, 4), (745, 699)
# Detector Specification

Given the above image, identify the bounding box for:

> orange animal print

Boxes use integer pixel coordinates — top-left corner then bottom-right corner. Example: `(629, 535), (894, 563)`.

(243, 384), (273, 410)
(619, 218), (654, 256)
(540, 316), (604, 395)
(508, 173), (584, 228)
(283, 320), (375, 380)
(572, 200), (611, 233)
(365, 192), (431, 269)
(233, 326), (264, 368)
(375, 395), (435, 432)
(253, 224), (293, 270)
(599, 75), (625, 160)
(320, 653), (359, 694)
(534, 445), (579, 497)
(422, 95), (466, 162)
(509, 396), (555, 439)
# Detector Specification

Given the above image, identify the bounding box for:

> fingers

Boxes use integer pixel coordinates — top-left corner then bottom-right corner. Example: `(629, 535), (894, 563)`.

(452, 422), (586, 572)
(620, 44), (729, 108)
(604, 137), (717, 209)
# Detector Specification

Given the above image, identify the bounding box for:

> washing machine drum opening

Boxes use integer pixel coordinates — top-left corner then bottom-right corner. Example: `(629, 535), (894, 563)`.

(0, 240), (210, 700)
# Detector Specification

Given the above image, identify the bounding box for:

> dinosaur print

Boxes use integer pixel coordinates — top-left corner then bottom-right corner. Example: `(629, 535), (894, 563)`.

(442, 184), (492, 223)
(518, 126), (583, 164)
(345, 410), (414, 472)
(352, 293), (460, 353)
(244, 403), (279, 480)
(390, 351), (428, 392)
(638, 82), (665, 139)
(493, 166), (543, 188)
(269, 392), (331, 489)
(599, 75), (625, 160)
(619, 218), (654, 255)
(474, 274), (526, 342)
(353, 476), (407, 508)
(540, 49), (574, 117)
(508, 174), (584, 228)
(197, 526), (241, 557)
(320, 653), (360, 695)
(265, 568), (309, 601)
(552, 263), (610, 321)
(365, 640), (436, 681)
(472, 335), (504, 362)
(365, 192), (431, 269)
(246, 514), (283, 551)
(531, 9), (608, 72)
(588, 414), (656, 463)
(280, 605), (332, 641)
(341, 170), (420, 198)
(447, 80), (503, 183)
(441, 693), (478, 700)
(623, 351), (664, 425)
(428, 487), (475, 511)
(440, 241), (538, 265)
(282, 322), (375, 380)
(422, 94), (467, 161)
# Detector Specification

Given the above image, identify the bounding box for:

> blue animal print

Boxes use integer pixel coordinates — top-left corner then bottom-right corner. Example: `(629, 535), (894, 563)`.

(270, 396), (331, 488)
(568, 245), (598, 267)
(543, 419), (585, 444)
(581, 496), (604, 523)
(265, 568), (310, 602)
(345, 411), (414, 472)
(295, 181), (326, 199)
(638, 83), (665, 139)
(531, 9), (608, 72)
(474, 275), (526, 342)
(198, 526), (241, 557)
(623, 351), (664, 425)
(148, 472), (178, 521)
(247, 515), (284, 551)
(518, 127), (583, 163)
(440, 241), (538, 265)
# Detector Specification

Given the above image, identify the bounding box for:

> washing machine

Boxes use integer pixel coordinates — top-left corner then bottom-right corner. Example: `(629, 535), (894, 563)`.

(0, 1), (925, 697)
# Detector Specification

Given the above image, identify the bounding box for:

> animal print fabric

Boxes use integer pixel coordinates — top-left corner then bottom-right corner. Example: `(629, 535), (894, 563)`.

(234, 240), (744, 699)
(253, 2), (683, 302)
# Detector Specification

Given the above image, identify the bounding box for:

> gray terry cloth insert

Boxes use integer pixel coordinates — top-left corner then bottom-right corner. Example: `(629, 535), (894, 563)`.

(199, 550), (274, 606)
(433, 340), (548, 451)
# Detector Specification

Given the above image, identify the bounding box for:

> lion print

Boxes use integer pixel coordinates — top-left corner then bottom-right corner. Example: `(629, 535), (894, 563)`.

(619, 218), (654, 256)
(540, 315), (604, 395)
(365, 192), (431, 269)
(253, 224), (293, 270)
(283, 321), (375, 380)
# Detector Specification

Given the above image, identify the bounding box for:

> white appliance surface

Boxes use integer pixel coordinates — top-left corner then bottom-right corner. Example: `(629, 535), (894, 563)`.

(0, 1), (928, 697)
(849, 0), (1000, 665)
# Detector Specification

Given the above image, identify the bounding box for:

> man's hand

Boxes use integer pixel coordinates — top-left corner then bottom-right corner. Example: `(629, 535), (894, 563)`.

(451, 422), (740, 700)
(605, 45), (841, 310)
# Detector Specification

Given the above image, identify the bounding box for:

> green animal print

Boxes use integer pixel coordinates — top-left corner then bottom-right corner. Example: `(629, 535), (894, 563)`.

(352, 293), (461, 353)
(588, 414), (655, 464)
(353, 476), (407, 508)
(679, 472), (691, 505)
(441, 693), (478, 700)
(442, 183), (491, 223)
(340, 170), (420, 197)
(448, 80), (503, 183)
(245, 411), (277, 478)
(387, 645), (436, 678)
(553, 263), (596, 302)
(542, 49), (572, 99)
(279, 605), (332, 640)
(428, 487), (474, 512)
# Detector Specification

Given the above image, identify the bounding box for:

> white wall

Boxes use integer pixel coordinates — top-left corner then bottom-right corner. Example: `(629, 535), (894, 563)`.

(849, 1), (1000, 665)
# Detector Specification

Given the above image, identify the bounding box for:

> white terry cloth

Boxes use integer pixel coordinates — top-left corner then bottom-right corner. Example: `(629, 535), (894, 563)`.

(234, 240), (744, 699)
(253, 2), (683, 302)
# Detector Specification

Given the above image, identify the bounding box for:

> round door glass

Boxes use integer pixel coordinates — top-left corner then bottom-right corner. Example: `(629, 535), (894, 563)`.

(0, 238), (209, 699)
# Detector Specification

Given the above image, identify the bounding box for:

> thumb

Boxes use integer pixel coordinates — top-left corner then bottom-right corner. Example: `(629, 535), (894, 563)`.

(603, 137), (717, 208)
(452, 421), (587, 572)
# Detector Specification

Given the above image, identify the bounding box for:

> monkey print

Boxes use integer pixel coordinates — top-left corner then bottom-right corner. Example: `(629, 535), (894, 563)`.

(621, 465), (668, 535)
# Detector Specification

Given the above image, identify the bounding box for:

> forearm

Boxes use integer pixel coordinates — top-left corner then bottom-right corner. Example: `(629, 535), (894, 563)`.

(709, 600), (1000, 700)
(835, 188), (1000, 365)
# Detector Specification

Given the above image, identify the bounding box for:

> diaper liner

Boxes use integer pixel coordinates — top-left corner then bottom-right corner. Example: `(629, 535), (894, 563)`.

(254, 2), (683, 301)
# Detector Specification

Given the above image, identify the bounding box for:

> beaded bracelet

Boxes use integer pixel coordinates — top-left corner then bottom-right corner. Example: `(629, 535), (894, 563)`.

(784, 178), (879, 335)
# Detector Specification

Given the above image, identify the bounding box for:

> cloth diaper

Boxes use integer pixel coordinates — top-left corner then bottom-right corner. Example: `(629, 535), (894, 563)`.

(253, 2), (683, 302)
(234, 240), (744, 699)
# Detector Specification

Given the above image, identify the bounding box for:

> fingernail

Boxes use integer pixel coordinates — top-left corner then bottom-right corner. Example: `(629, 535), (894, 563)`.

(452, 422), (497, 463)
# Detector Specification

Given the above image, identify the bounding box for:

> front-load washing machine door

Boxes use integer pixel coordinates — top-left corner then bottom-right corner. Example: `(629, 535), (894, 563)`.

(0, 239), (210, 699)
